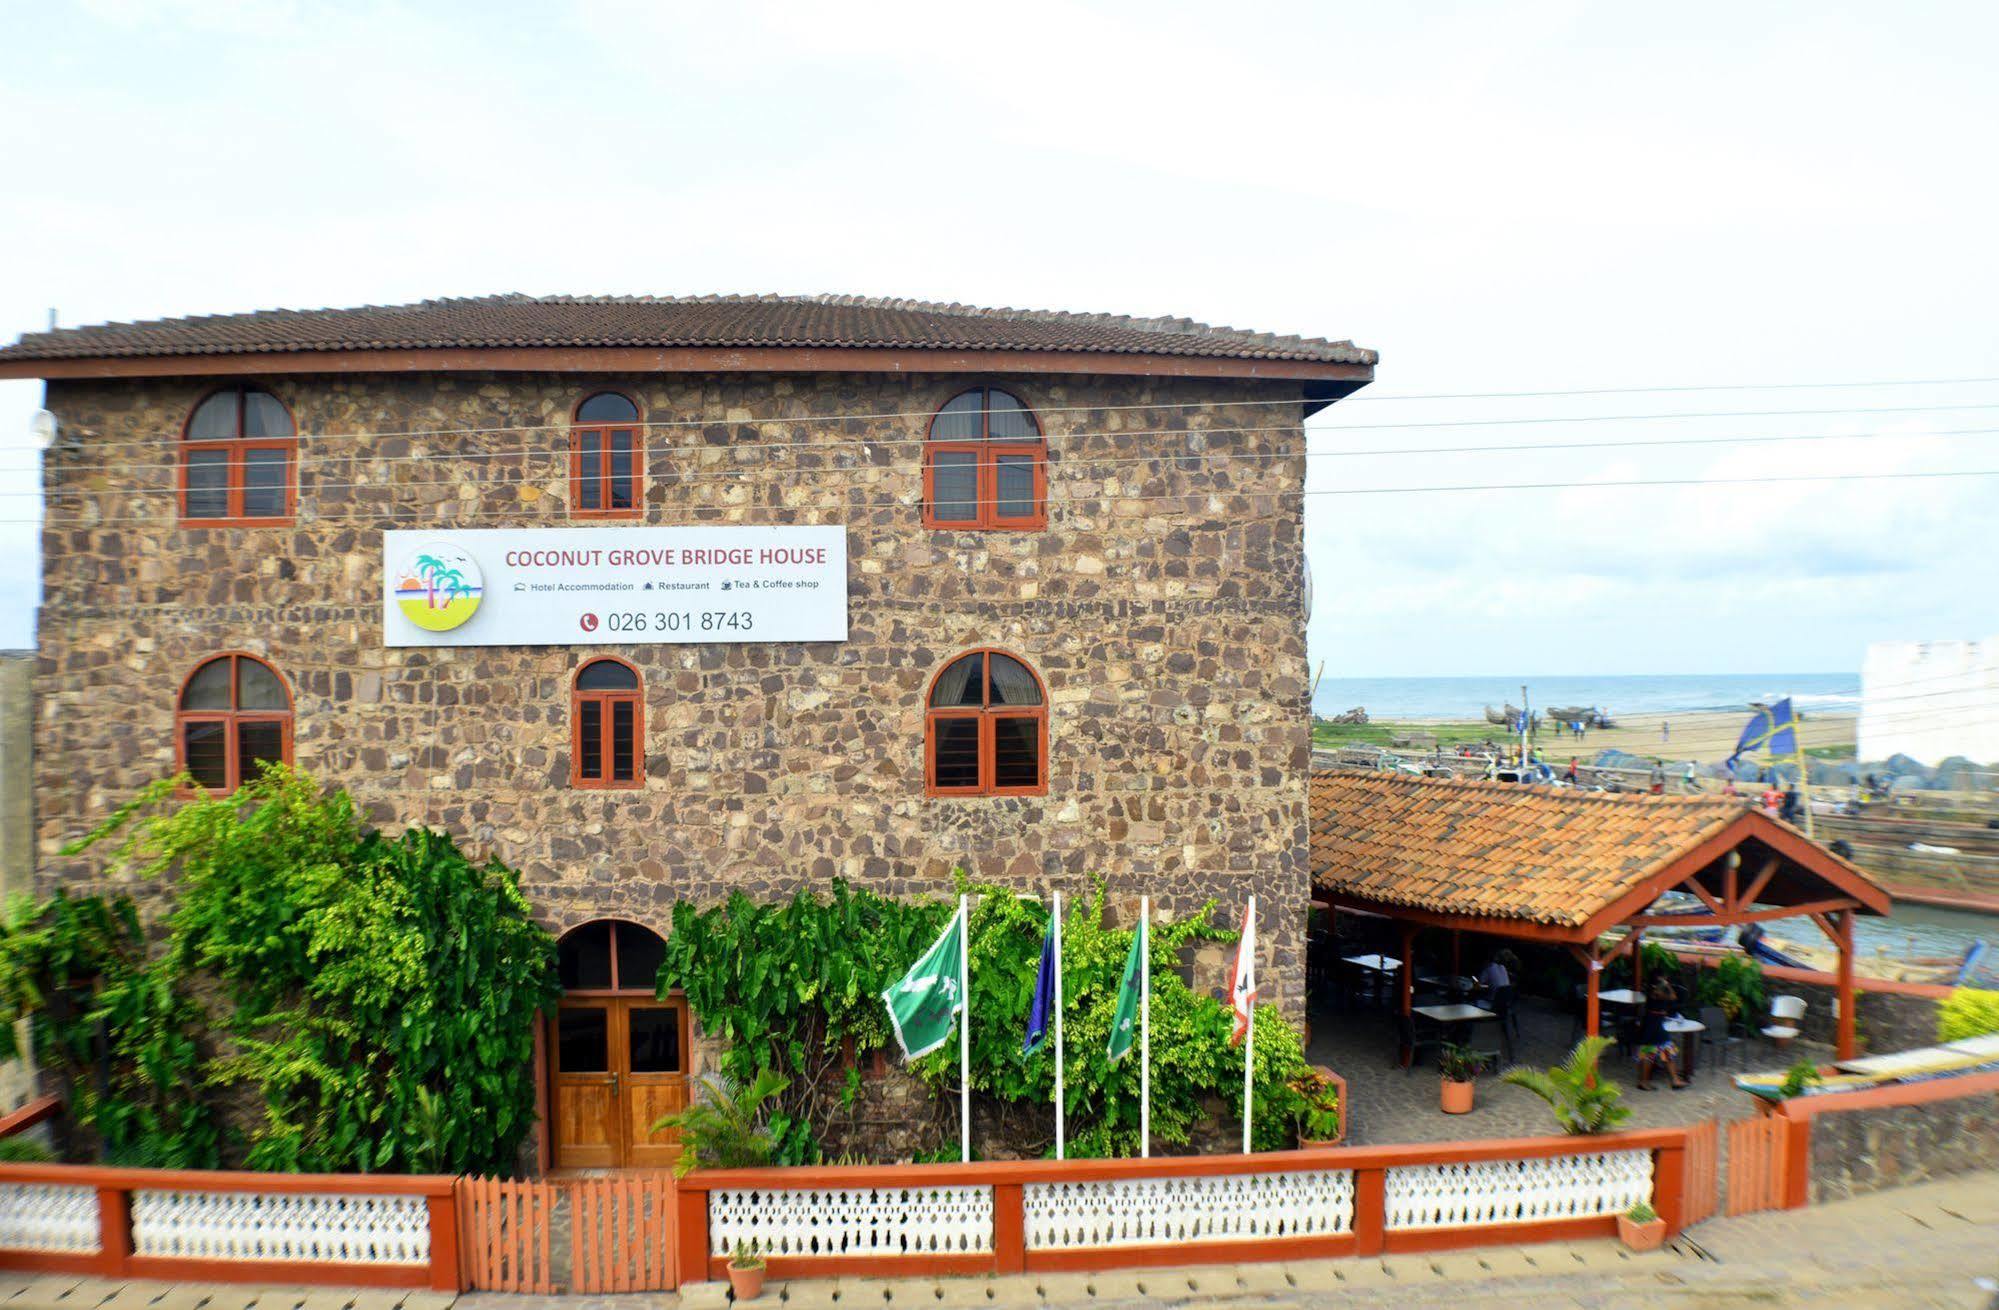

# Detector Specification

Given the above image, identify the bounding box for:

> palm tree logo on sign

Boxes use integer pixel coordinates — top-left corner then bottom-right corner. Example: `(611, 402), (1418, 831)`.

(395, 543), (484, 632)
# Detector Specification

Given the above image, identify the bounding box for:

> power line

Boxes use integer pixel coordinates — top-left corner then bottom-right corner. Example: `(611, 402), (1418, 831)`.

(9, 464), (1999, 529)
(13, 422), (1999, 503)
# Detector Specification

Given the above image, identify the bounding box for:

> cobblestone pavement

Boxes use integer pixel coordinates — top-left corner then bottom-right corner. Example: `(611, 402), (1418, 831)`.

(1304, 994), (1776, 1146)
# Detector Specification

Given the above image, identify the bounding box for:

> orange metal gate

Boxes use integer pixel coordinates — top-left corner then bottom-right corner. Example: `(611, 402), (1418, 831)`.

(1725, 1115), (1790, 1215)
(570, 1172), (678, 1293)
(457, 1176), (558, 1293)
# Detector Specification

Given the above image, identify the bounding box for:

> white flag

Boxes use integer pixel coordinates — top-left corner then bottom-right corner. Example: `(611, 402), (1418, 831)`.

(1230, 900), (1258, 1046)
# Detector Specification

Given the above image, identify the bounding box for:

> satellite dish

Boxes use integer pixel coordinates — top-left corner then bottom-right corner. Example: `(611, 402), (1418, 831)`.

(27, 410), (57, 450)
(1303, 556), (1314, 621)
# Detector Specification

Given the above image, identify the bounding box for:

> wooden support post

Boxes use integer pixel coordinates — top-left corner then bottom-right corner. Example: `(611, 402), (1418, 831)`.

(1584, 951), (1601, 1040)
(1835, 909), (1857, 1060)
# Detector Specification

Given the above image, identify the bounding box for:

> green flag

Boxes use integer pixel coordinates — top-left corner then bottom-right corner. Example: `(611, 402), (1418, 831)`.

(1107, 918), (1145, 1063)
(883, 903), (966, 1060)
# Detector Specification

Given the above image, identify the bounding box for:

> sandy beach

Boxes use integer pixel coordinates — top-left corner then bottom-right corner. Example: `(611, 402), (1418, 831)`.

(1365, 708), (1856, 767)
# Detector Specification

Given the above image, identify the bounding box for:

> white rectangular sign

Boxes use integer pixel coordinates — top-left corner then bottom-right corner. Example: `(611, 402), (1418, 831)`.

(382, 526), (847, 647)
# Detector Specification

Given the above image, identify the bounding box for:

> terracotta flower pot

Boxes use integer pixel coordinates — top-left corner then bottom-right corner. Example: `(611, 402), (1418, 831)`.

(1617, 1214), (1666, 1251)
(728, 1261), (767, 1301)
(1440, 1077), (1475, 1114)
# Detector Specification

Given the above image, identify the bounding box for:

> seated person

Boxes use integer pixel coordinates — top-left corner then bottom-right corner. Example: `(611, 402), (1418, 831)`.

(1635, 977), (1689, 1091)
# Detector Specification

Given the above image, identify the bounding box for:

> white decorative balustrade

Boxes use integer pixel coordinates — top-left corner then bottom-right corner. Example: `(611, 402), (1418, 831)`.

(0, 1182), (99, 1253)
(1024, 1169), (1354, 1250)
(708, 1186), (993, 1259)
(1384, 1150), (1653, 1230)
(131, 1190), (431, 1265)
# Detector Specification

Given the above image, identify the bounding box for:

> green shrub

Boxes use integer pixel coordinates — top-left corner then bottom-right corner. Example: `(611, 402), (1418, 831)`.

(4, 766), (558, 1174)
(1938, 987), (1999, 1043)
(656, 1069), (790, 1178)
(658, 878), (1317, 1159)
(1695, 955), (1767, 1025)
(0, 1136), (55, 1163)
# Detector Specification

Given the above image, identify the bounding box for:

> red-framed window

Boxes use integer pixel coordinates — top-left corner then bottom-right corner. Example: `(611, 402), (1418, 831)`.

(573, 657), (643, 788)
(922, 387), (1047, 531)
(175, 653), (293, 791)
(570, 391), (643, 519)
(925, 649), (1047, 797)
(180, 386), (297, 526)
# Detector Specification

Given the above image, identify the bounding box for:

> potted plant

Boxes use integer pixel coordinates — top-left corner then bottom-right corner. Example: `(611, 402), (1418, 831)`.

(1617, 1201), (1665, 1251)
(1438, 1043), (1485, 1114)
(1291, 1066), (1345, 1147)
(727, 1241), (767, 1301)
(1502, 1036), (1632, 1134)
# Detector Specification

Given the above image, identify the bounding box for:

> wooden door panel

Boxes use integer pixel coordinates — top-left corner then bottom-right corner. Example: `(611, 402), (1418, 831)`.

(625, 1081), (687, 1168)
(554, 1002), (620, 1169)
(555, 1083), (619, 1169)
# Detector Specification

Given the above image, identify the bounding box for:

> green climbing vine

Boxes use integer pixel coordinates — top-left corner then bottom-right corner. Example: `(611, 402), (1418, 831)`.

(657, 878), (1315, 1160)
(1, 766), (557, 1173)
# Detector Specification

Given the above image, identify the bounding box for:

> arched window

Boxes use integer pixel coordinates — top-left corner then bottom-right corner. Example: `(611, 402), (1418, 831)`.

(570, 391), (643, 519)
(923, 387), (1046, 531)
(557, 919), (666, 993)
(176, 653), (292, 790)
(572, 657), (643, 788)
(181, 386), (296, 525)
(926, 649), (1046, 796)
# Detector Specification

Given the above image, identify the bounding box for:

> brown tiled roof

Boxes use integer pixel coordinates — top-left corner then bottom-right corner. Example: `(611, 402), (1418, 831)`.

(0, 294), (1377, 366)
(1312, 771), (1776, 929)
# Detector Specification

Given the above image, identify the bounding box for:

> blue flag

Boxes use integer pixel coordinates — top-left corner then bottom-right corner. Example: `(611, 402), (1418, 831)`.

(1023, 911), (1056, 1057)
(1729, 698), (1797, 767)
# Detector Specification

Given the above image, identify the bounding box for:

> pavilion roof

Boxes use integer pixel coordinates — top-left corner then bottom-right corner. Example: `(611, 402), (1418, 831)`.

(1309, 771), (1888, 936)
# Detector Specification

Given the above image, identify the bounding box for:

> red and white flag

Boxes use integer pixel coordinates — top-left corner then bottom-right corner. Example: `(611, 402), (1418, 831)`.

(1230, 899), (1258, 1046)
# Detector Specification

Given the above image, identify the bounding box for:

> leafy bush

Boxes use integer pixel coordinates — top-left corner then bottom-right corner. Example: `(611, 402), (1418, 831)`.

(1290, 1067), (1342, 1141)
(656, 1069), (790, 1178)
(1938, 987), (1999, 1043)
(1776, 1058), (1823, 1099)
(0, 1136), (55, 1163)
(5, 766), (557, 1173)
(1502, 1036), (1631, 1135)
(1695, 955), (1767, 1025)
(658, 878), (1317, 1159)
(1438, 1043), (1488, 1083)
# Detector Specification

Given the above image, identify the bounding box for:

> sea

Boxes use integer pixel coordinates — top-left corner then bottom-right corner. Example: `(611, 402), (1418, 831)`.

(1311, 672), (1859, 722)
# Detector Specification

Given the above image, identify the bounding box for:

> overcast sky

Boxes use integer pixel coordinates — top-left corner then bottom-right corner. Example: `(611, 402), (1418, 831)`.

(3, 0), (1995, 675)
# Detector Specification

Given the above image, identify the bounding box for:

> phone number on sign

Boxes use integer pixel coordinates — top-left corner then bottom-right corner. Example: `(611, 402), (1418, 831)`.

(600, 610), (755, 634)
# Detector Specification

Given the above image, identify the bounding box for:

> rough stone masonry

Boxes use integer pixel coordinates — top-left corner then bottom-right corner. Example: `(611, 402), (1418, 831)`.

(33, 369), (1316, 1017)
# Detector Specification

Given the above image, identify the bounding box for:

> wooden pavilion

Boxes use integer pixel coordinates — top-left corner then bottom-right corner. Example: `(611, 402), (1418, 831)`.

(1309, 772), (1893, 1060)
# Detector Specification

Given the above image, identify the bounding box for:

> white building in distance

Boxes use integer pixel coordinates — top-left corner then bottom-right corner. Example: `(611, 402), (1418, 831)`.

(1859, 638), (1999, 766)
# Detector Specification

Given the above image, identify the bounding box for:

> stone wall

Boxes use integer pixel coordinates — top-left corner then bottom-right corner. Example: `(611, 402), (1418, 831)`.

(1806, 1086), (1999, 1203)
(0, 652), (34, 1112)
(1765, 976), (1941, 1055)
(35, 369), (1314, 1065)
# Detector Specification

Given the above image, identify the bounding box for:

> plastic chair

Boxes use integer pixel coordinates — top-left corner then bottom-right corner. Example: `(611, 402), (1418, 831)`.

(1394, 1011), (1442, 1072)
(1761, 994), (1807, 1046)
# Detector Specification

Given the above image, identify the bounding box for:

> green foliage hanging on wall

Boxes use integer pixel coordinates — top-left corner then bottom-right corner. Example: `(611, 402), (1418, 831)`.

(657, 878), (1315, 1160)
(2, 766), (557, 1174)
(1937, 987), (1999, 1043)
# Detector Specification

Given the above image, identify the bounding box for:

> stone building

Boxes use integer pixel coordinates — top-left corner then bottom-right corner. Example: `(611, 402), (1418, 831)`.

(0, 294), (1375, 1166)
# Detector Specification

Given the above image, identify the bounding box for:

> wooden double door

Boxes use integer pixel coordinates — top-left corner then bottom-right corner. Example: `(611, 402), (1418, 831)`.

(553, 996), (690, 1169)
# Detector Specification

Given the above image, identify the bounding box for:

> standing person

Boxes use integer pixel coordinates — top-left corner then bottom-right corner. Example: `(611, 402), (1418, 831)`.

(1683, 762), (1700, 794)
(1566, 756), (1580, 787)
(1661, 718), (1671, 743)
(1635, 978), (1689, 1091)
(1649, 759), (1666, 795)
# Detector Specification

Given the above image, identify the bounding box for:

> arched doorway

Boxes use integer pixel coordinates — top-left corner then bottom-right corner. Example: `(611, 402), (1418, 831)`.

(552, 919), (689, 1169)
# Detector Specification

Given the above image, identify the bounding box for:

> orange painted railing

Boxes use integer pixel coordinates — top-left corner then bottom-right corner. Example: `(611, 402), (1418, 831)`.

(0, 1163), (460, 1291)
(1758, 1066), (1999, 1210)
(672, 1127), (1696, 1284)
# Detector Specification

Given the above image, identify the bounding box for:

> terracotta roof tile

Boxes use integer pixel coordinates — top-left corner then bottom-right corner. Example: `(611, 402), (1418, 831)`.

(0, 293), (1378, 366)
(1311, 771), (1762, 928)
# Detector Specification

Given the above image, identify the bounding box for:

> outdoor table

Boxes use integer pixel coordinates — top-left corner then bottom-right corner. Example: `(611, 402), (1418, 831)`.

(1664, 1016), (1705, 1076)
(1597, 988), (1646, 1006)
(1343, 954), (1401, 1009)
(1412, 1002), (1499, 1057)
(1417, 974), (1477, 993)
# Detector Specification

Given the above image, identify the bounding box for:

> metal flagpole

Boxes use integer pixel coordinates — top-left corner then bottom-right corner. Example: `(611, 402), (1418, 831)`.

(1053, 889), (1065, 1161)
(959, 893), (971, 1164)
(1140, 894), (1150, 1159)
(1242, 895), (1255, 1155)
